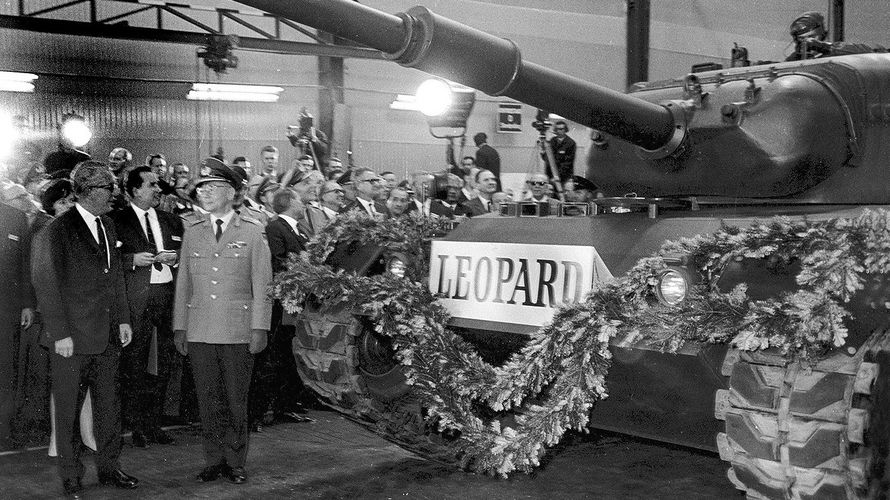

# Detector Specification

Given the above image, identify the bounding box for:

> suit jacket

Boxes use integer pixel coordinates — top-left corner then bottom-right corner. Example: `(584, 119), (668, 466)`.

(173, 211), (273, 344)
(111, 205), (184, 318)
(32, 208), (130, 354)
(455, 197), (491, 217)
(297, 205), (330, 236)
(266, 217), (308, 274)
(0, 203), (34, 319)
(429, 199), (458, 219)
(339, 198), (390, 218)
(475, 144), (501, 180)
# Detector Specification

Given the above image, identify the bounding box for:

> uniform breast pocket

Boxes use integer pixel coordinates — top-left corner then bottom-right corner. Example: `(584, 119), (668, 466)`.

(188, 254), (211, 275)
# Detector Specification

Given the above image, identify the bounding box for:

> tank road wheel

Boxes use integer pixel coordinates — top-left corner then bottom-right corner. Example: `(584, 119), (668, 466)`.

(292, 303), (459, 464)
(715, 328), (890, 499)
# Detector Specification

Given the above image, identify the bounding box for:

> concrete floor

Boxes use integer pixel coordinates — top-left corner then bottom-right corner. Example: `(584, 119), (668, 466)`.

(0, 409), (741, 499)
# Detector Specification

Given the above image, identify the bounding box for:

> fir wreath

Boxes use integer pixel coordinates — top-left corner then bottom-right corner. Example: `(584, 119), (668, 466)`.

(270, 209), (890, 477)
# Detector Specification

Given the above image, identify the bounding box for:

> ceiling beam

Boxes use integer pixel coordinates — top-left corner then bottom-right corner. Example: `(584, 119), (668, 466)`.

(0, 14), (385, 59)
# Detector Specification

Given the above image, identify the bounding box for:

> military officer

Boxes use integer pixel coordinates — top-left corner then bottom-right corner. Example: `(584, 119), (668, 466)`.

(172, 158), (272, 485)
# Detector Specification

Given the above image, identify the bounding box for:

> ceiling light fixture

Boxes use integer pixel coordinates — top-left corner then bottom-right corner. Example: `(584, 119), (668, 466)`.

(186, 83), (284, 102)
(0, 72), (38, 93)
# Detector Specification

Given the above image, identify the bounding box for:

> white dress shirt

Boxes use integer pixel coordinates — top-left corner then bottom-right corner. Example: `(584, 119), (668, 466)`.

(130, 204), (173, 284)
(278, 214), (303, 237)
(75, 203), (110, 267)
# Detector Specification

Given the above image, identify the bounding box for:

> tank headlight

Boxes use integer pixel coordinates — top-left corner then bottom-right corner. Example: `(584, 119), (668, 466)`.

(386, 256), (407, 278)
(656, 269), (688, 306)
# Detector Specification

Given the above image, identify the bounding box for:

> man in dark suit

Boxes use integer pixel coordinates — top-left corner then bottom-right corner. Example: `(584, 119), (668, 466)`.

(111, 165), (183, 448)
(473, 132), (501, 190)
(0, 201), (34, 449)
(457, 169), (498, 217)
(339, 167), (389, 218)
(249, 189), (310, 431)
(429, 173), (464, 220)
(32, 160), (138, 497)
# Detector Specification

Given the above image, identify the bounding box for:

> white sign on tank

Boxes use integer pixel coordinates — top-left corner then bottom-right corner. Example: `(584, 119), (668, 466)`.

(428, 241), (612, 327)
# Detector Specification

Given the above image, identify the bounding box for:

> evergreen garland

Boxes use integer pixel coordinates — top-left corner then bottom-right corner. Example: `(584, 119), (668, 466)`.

(270, 209), (890, 477)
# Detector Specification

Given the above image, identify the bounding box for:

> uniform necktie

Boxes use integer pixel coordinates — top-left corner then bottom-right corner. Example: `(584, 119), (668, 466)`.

(145, 212), (162, 270)
(215, 219), (224, 241)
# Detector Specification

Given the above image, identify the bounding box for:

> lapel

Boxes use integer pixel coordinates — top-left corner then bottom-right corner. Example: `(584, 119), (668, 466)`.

(69, 208), (102, 253)
(126, 206), (152, 247)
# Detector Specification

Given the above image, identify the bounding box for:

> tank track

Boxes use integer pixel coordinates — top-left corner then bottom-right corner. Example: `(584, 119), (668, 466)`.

(292, 304), (459, 465)
(715, 328), (890, 499)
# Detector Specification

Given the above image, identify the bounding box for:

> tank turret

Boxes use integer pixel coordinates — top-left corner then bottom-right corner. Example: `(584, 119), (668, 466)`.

(237, 0), (890, 205)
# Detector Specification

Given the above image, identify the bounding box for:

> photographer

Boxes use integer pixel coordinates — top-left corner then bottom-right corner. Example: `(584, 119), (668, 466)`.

(286, 108), (329, 175)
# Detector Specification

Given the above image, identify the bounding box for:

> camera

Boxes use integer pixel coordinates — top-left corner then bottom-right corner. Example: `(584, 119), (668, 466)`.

(287, 110), (314, 143)
(531, 108), (551, 134)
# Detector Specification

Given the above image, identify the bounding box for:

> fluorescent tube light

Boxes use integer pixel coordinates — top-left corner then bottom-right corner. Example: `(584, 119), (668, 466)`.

(0, 81), (35, 93)
(187, 90), (279, 102)
(187, 83), (284, 102)
(0, 72), (38, 82)
(191, 83), (284, 94)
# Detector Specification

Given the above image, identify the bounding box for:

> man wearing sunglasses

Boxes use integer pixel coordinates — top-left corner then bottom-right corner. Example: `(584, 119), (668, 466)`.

(339, 167), (389, 218)
(524, 173), (555, 203)
(319, 181), (345, 220)
(32, 160), (138, 497)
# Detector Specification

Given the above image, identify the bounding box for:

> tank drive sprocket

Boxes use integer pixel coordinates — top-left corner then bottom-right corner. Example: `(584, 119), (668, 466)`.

(715, 328), (890, 499)
(292, 304), (459, 465)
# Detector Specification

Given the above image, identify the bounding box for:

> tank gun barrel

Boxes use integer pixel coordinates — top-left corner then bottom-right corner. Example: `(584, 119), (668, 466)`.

(235, 0), (677, 151)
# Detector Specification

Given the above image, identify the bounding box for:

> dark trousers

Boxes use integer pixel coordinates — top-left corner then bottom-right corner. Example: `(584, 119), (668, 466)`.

(248, 303), (307, 423)
(13, 314), (51, 443)
(121, 283), (176, 434)
(189, 342), (254, 468)
(0, 312), (20, 443)
(50, 335), (122, 481)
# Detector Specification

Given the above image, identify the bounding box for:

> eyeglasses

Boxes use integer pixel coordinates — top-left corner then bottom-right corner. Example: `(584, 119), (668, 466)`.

(527, 181), (548, 186)
(323, 188), (345, 195)
(359, 178), (383, 184)
(90, 183), (116, 192)
(555, 127), (567, 131)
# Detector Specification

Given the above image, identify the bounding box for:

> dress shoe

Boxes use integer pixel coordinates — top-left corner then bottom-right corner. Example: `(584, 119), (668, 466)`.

(222, 465), (247, 484)
(196, 464), (223, 482)
(131, 430), (150, 448)
(62, 478), (82, 499)
(97, 468), (139, 489)
(148, 429), (176, 445)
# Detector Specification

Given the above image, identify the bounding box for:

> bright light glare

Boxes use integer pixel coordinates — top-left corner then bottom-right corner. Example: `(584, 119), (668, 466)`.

(61, 118), (92, 148)
(415, 79), (452, 117)
(0, 112), (16, 158)
(657, 270), (688, 306)
(191, 83), (283, 94)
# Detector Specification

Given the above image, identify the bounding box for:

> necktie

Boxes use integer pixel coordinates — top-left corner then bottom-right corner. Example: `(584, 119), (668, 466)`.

(215, 219), (224, 242)
(95, 217), (108, 264)
(144, 212), (164, 271)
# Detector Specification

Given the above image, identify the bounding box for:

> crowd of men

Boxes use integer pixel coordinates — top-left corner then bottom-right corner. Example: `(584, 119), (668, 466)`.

(0, 120), (596, 498)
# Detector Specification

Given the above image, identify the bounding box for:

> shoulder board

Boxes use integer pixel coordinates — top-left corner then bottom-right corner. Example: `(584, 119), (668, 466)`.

(240, 214), (261, 225)
(182, 214), (206, 226)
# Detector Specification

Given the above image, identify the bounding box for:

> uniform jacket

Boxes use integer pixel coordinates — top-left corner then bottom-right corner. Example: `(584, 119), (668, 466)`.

(32, 208), (130, 354)
(266, 217), (308, 274)
(0, 203), (35, 319)
(456, 197), (491, 217)
(173, 211), (273, 344)
(111, 205), (184, 318)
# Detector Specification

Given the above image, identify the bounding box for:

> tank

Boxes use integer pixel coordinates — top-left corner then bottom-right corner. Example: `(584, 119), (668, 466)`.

(236, 1), (890, 498)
